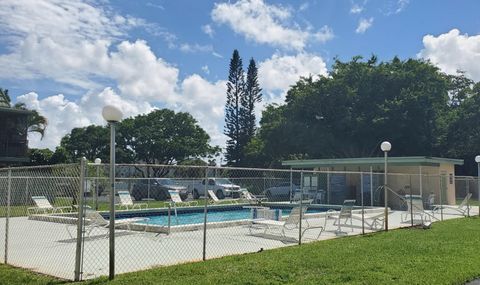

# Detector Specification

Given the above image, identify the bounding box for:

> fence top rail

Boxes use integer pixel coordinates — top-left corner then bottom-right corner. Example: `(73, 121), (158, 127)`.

(88, 163), (380, 175)
(456, 176), (479, 179)
(85, 163), (446, 177)
(0, 162), (454, 178)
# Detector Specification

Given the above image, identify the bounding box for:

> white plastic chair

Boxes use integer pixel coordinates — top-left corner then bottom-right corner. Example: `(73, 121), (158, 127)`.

(116, 190), (147, 210)
(27, 196), (71, 215)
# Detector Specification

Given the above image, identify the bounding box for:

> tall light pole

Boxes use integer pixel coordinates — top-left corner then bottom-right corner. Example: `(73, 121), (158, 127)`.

(102, 105), (123, 280)
(381, 141), (391, 231)
(475, 155), (480, 217)
(94, 158), (101, 210)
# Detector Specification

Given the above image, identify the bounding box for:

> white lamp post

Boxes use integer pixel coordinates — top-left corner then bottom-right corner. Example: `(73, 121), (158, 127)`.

(475, 155), (480, 217)
(380, 141), (391, 231)
(102, 105), (122, 280)
(94, 158), (101, 210)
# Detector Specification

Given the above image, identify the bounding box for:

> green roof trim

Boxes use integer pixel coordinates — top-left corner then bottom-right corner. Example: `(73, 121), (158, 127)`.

(282, 156), (464, 168)
(0, 156), (30, 163)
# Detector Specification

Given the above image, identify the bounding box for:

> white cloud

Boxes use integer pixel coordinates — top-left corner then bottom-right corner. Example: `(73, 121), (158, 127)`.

(0, 0), (180, 103)
(355, 17), (373, 34)
(419, 29), (480, 81)
(0, 0), (333, 152)
(211, 0), (333, 50)
(395, 0), (409, 14)
(16, 89), (153, 149)
(201, 65), (210, 74)
(259, 53), (328, 96)
(179, 43), (214, 53)
(106, 40), (179, 102)
(202, 24), (215, 37)
(350, 4), (364, 14)
(146, 2), (165, 10)
(312, 26), (335, 43)
(0, 0), (223, 150)
(299, 2), (309, 12)
(178, 75), (228, 147)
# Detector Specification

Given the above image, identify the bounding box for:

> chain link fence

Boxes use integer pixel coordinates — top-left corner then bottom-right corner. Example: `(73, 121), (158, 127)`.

(0, 162), (477, 280)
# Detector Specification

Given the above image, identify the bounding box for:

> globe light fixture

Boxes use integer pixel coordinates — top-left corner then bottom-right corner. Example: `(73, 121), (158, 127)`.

(381, 141), (391, 231)
(102, 105), (123, 123)
(380, 141), (392, 152)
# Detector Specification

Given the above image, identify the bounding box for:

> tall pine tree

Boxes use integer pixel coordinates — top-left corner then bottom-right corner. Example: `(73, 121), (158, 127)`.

(224, 50), (245, 166)
(242, 58), (262, 140)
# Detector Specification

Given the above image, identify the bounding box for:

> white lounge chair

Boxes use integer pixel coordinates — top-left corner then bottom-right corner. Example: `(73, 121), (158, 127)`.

(208, 189), (238, 204)
(401, 195), (432, 224)
(116, 190), (147, 210)
(249, 206), (323, 241)
(27, 196), (71, 216)
(67, 209), (148, 238)
(351, 211), (388, 230)
(433, 193), (472, 216)
(169, 190), (198, 206)
(326, 200), (356, 233)
(241, 189), (267, 204)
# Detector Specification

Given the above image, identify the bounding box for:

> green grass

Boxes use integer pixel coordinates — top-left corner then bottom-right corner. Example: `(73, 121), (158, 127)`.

(1, 198), (240, 217)
(456, 198), (480, 207)
(2, 217), (480, 284)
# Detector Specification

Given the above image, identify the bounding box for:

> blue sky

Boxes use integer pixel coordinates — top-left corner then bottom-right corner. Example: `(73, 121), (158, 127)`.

(0, 0), (479, 151)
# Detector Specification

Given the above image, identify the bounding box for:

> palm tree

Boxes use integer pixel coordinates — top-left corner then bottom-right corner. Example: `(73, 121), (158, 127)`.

(0, 88), (48, 138)
(0, 88), (10, 107)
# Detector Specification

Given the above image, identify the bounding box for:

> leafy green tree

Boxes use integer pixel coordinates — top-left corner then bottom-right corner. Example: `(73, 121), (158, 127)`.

(443, 82), (480, 174)
(14, 103), (48, 138)
(0, 88), (10, 107)
(224, 49), (246, 166)
(50, 146), (71, 164)
(118, 109), (218, 168)
(251, 56), (457, 166)
(28, 148), (54, 165)
(60, 125), (110, 162)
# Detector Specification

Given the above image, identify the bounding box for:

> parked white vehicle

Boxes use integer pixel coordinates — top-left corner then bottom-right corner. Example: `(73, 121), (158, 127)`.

(264, 182), (299, 201)
(189, 178), (241, 199)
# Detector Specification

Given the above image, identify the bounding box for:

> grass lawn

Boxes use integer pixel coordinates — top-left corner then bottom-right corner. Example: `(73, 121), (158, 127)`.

(1, 198), (239, 217)
(456, 198), (480, 207)
(1, 217), (480, 285)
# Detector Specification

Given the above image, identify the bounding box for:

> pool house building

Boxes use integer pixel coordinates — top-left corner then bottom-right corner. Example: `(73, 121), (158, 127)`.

(282, 156), (464, 207)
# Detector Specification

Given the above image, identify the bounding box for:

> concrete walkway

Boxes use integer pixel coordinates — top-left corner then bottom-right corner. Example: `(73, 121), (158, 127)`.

(0, 207), (476, 280)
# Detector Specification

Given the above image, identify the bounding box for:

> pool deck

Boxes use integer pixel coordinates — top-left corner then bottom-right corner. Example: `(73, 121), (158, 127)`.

(0, 206), (477, 280)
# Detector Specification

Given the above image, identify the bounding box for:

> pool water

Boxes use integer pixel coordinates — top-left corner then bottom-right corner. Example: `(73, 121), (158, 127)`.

(135, 208), (323, 226)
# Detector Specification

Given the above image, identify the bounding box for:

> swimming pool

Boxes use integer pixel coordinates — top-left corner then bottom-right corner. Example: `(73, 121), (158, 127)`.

(132, 207), (325, 226)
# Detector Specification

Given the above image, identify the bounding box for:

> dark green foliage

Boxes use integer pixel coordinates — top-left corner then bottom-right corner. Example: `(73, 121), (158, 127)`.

(225, 52), (262, 167)
(224, 49), (246, 166)
(27, 148), (54, 165)
(50, 146), (70, 164)
(242, 58), (262, 142)
(59, 109), (218, 166)
(118, 109), (218, 165)
(249, 56), (479, 172)
(0, 88), (10, 107)
(60, 125), (110, 162)
(443, 82), (480, 174)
